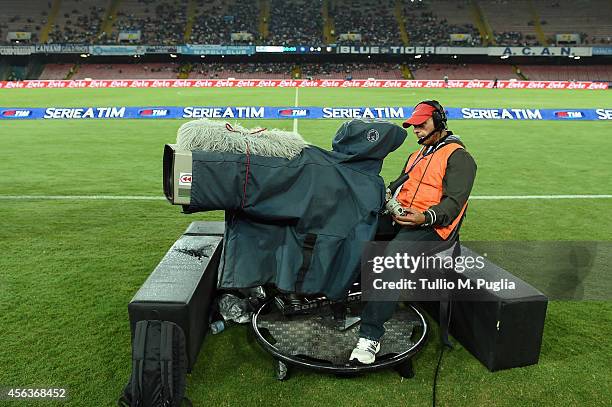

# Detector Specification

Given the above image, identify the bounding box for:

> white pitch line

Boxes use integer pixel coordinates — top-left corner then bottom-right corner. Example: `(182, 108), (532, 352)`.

(0, 195), (611, 201)
(469, 195), (612, 200)
(293, 87), (299, 133)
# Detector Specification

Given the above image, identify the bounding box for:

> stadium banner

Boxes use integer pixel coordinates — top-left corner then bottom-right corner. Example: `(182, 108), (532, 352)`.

(118, 31), (142, 42)
(449, 33), (472, 43)
(0, 45), (33, 55)
(144, 45), (179, 53)
(336, 46), (436, 54)
(555, 33), (580, 44)
(435, 46), (491, 55)
(339, 33), (363, 41)
(255, 45), (327, 54)
(90, 45), (147, 55)
(592, 47), (612, 56)
(0, 79), (607, 90)
(1, 106), (610, 121)
(488, 46), (592, 57)
(256, 46), (286, 53)
(35, 44), (90, 53)
(7, 32), (32, 41)
(179, 45), (255, 55)
(230, 32), (254, 41)
(0, 45), (602, 56)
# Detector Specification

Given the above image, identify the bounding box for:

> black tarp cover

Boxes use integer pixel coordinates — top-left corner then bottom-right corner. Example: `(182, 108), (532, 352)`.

(188, 119), (407, 299)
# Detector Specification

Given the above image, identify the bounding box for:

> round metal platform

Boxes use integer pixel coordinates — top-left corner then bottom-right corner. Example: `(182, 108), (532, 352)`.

(251, 299), (428, 378)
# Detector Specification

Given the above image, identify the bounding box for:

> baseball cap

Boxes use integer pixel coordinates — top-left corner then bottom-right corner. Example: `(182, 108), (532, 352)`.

(402, 103), (436, 128)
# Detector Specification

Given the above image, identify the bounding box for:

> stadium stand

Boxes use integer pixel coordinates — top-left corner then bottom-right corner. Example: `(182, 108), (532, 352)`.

(301, 62), (403, 79)
(534, 0), (612, 45)
(38, 63), (75, 80)
(518, 64), (612, 82)
(411, 63), (517, 80)
(187, 62), (403, 80)
(0, 0), (49, 44)
(48, 0), (103, 44)
(478, 0), (540, 46)
(404, 0), (482, 46)
(32, 62), (404, 81)
(109, 0), (187, 45)
(189, 62), (292, 79)
(479, 0), (612, 46)
(2, 0), (610, 47)
(267, 0), (323, 45)
(4, 64), (612, 87)
(329, 0), (402, 45)
(69, 63), (180, 79)
(190, 0), (260, 45)
(34, 62), (610, 82)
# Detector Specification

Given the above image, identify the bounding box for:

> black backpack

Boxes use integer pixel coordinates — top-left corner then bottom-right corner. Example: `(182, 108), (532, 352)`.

(118, 320), (192, 407)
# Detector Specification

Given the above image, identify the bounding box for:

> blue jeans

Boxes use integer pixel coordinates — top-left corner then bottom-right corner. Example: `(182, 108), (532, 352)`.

(359, 225), (442, 341)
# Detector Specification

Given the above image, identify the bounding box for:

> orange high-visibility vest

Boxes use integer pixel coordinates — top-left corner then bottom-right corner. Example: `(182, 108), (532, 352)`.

(396, 143), (468, 240)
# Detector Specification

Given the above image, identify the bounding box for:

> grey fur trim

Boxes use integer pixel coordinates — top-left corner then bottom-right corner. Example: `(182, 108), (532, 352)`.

(176, 119), (308, 159)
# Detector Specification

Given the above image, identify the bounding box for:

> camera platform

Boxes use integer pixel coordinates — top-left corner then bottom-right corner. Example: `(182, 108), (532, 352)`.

(251, 297), (428, 380)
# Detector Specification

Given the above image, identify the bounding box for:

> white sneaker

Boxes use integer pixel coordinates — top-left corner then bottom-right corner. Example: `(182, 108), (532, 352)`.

(349, 337), (381, 364)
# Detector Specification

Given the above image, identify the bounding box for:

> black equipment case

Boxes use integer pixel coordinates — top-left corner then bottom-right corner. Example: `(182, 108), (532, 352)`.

(128, 221), (224, 371)
(422, 245), (548, 371)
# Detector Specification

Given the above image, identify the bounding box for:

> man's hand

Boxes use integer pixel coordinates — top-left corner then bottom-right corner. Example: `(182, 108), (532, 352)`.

(393, 207), (426, 227)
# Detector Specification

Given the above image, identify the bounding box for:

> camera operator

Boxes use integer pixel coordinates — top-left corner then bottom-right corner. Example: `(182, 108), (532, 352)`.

(350, 100), (477, 364)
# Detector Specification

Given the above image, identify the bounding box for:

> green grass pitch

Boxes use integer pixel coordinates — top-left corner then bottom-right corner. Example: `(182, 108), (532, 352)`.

(0, 87), (610, 406)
